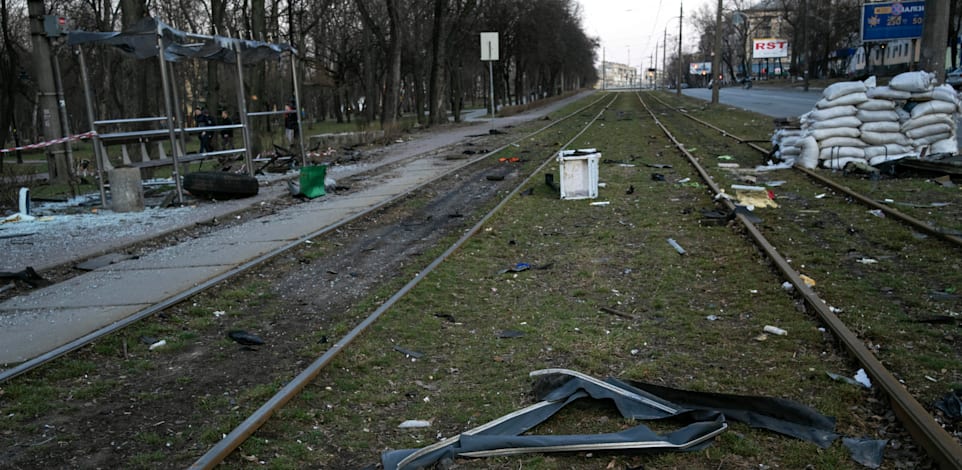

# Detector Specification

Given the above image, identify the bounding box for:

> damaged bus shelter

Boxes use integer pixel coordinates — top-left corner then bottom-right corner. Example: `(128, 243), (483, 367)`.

(67, 17), (307, 204)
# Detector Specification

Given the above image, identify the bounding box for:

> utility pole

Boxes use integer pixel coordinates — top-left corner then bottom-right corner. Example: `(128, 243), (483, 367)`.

(919, 0), (950, 81)
(802, 0), (810, 91)
(663, 28), (667, 89)
(710, 0), (723, 104)
(28, 0), (71, 184)
(677, 3), (683, 95)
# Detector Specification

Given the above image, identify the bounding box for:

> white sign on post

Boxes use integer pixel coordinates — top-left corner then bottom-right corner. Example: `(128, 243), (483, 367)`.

(480, 32), (499, 61)
(751, 38), (789, 59)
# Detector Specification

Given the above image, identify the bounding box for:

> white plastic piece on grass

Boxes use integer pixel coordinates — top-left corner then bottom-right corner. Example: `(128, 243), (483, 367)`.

(763, 325), (788, 336)
(855, 368), (872, 388)
(398, 420), (432, 428)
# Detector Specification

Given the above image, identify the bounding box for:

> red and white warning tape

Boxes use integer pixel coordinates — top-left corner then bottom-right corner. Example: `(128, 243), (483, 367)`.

(0, 131), (97, 154)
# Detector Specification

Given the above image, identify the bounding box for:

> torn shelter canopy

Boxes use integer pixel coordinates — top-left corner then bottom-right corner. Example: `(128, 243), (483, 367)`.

(67, 16), (295, 64)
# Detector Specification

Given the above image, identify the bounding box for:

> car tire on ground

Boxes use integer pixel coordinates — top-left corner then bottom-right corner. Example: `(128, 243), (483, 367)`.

(183, 171), (259, 199)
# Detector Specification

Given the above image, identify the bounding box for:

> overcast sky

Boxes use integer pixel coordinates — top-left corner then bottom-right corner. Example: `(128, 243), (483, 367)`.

(579, 0), (717, 71)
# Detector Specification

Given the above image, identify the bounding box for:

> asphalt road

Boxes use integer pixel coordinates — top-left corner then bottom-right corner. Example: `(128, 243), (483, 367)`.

(681, 86), (822, 118)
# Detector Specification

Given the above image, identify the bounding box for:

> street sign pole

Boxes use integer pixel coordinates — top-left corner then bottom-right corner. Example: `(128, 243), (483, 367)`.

(480, 32), (499, 117)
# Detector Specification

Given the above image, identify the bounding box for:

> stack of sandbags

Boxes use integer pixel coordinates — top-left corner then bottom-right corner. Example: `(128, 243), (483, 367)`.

(768, 71), (960, 171)
(803, 80), (869, 169)
(900, 83), (960, 158)
(771, 128), (804, 164)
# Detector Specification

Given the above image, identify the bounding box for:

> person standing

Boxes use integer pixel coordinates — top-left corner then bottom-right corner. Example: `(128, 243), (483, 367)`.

(219, 109), (234, 149)
(194, 107), (212, 153)
(284, 101), (297, 148)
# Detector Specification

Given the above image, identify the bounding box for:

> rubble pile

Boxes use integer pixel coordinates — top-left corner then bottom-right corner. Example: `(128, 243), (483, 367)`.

(772, 71), (960, 170)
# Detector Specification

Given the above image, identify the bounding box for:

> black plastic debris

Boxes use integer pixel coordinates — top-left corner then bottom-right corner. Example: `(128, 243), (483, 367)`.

(842, 437), (887, 469)
(646, 163), (673, 169)
(545, 174), (558, 191)
(651, 173), (666, 182)
(227, 330), (265, 347)
(733, 205), (762, 224)
(933, 389), (962, 421)
(626, 185), (635, 195)
(624, 378), (839, 448)
(0, 267), (48, 288)
(489, 129), (507, 135)
(521, 188), (534, 196)
(434, 313), (457, 323)
(394, 345), (424, 359)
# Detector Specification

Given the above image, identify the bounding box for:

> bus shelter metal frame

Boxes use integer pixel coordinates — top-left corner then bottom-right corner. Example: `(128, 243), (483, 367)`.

(69, 17), (305, 204)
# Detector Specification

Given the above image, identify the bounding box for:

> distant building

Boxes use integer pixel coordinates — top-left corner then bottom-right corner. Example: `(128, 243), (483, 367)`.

(597, 61), (638, 89)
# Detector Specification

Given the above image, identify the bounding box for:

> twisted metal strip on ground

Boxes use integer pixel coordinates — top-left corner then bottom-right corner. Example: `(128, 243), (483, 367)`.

(635, 91), (962, 470)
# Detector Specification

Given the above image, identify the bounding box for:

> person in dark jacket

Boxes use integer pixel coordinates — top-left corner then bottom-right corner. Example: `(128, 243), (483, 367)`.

(284, 102), (297, 147)
(219, 110), (234, 149)
(194, 107), (212, 153)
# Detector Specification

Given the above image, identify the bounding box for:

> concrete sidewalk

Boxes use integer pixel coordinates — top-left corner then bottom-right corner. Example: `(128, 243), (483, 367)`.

(0, 91), (594, 365)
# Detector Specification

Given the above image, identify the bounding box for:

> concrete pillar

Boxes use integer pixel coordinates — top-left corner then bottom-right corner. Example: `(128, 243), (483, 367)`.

(109, 167), (144, 212)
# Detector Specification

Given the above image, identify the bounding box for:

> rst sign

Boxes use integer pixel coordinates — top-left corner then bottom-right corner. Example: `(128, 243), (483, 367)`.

(752, 39), (789, 59)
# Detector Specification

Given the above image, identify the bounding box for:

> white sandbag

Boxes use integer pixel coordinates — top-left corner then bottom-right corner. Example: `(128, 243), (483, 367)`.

(779, 145), (802, 156)
(909, 99), (957, 118)
(869, 153), (916, 166)
(932, 85), (960, 104)
(914, 132), (953, 146)
(756, 160), (796, 171)
(867, 86), (911, 100)
(861, 131), (911, 146)
(822, 157), (869, 169)
(816, 93), (868, 108)
(819, 146), (865, 159)
(798, 136), (819, 169)
(929, 137), (959, 155)
(901, 114), (955, 132)
(808, 105), (858, 121)
(860, 121), (901, 133)
(780, 135), (803, 148)
(856, 109), (899, 122)
(904, 122), (954, 139)
(857, 99), (897, 111)
(910, 91), (934, 100)
(823, 81), (867, 100)
(809, 127), (861, 141)
(896, 107), (911, 122)
(809, 116), (862, 129)
(888, 71), (936, 93)
(863, 76), (877, 88)
(863, 144), (914, 158)
(820, 136), (867, 148)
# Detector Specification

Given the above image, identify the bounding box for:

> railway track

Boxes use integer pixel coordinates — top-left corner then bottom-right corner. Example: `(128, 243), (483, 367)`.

(3, 91), (959, 469)
(638, 90), (962, 469)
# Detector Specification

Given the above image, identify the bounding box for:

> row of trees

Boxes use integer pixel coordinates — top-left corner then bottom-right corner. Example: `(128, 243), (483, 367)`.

(679, 0), (960, 87)
(0, 0), (599, 152)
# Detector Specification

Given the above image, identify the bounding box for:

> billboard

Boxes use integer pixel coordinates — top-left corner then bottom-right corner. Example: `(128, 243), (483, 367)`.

(752, 39), (789, 59)
(861, 1), (924, 42)
(689, 62), (711, 75)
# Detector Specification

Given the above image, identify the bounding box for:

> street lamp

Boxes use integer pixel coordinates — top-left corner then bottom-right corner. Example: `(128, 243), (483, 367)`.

(662, 15), (682, 90)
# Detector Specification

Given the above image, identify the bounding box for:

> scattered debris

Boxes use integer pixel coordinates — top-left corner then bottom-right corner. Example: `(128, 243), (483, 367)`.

(645, 163), (673, 169)
(868, 209), (885, 218)
(0, 267), (48, 288)
(498, 262), (530, 274)
(856, 258), (878, 264)
(651, 173), (666, 181)
(934, 175), (956, 188)
(854, 368), (872, 388)
(398, 420), (431, 428)
(666, 238), (686, 255)
(842, 437), (887, 469)
(763, 325), (787, 336)
(800, 274), (817, 287)
(434, 313), (457, 323)
(227, 330), (265, 348)
(148, 339), (167, 351)
(74, 253), (138, 271)
(600, 306), (637, 320)
(933, 389), (962, 420)
(393, 345), (424, 359)
(589, 201), (609, 206)
(706, 315), (720, 321)
(625, 185), (635, 195)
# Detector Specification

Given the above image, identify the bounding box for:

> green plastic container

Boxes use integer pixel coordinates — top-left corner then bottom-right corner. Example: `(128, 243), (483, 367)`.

(299, 165), (327, 199)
